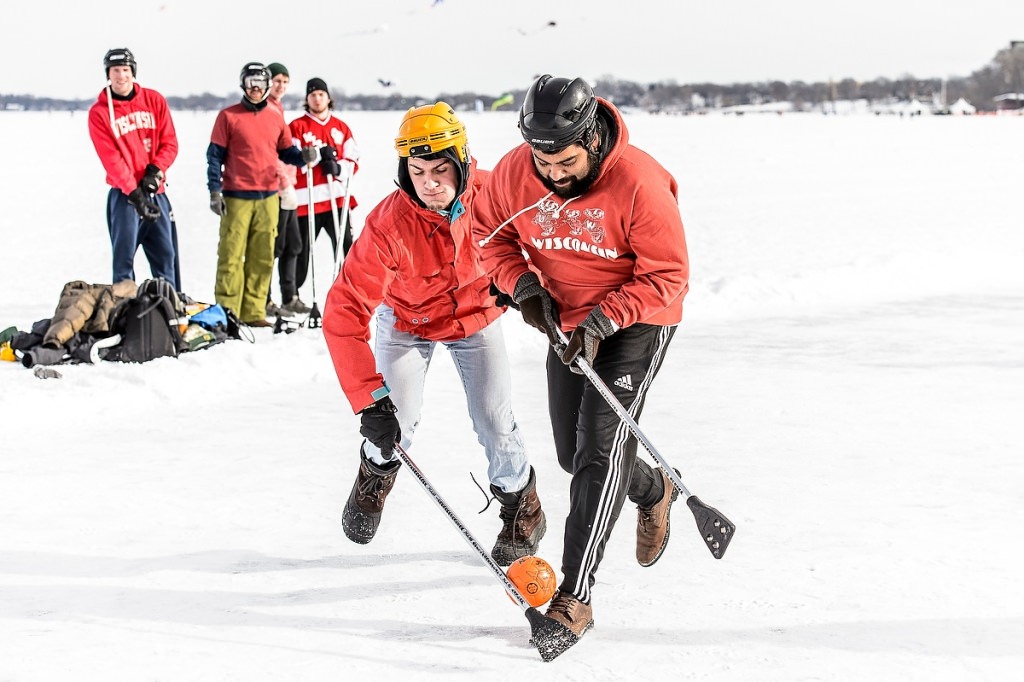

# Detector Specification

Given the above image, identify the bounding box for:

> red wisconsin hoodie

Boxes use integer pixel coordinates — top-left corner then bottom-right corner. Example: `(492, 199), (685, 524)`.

(472, 98), (688, 330)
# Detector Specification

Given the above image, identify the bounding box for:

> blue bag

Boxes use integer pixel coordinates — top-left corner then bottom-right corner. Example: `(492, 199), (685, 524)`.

(190, 304), (228, 331)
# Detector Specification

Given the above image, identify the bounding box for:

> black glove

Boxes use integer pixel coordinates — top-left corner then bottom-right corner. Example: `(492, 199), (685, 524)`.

(360, 395), (401, 460)
(319, 145), (342, 177)
(301, 145), (320, 166)
(127, 187), (161, 221)
(513, 272), (560, 347)
(140, 164), (163, 194)
(209, 191), (226, 217)
(489, 283), (519, 310)
(561, 306), (617, 371)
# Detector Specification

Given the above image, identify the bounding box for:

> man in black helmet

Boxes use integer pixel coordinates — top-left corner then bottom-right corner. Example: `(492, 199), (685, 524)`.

(206, 62), (306, 327)
(88, 48), (181, 291)
(473, 74), (690, 657)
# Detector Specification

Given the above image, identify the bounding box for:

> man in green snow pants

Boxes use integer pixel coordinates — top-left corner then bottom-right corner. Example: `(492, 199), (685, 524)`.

(206, 62), (307, 327)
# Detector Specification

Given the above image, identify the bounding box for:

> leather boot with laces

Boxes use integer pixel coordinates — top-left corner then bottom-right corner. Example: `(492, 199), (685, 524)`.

(528, 590), (594, 661)
(489, 467), (546, 566)
(282, 296), (311, 315)
(636, 468), (680, 566)
(545, 591), (594, 637)
(342, 452), (400, 544)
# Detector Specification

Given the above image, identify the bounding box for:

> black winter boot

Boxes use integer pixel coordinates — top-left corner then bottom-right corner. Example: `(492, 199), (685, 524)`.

(490, 467), (547, 566)
(342, 451), (400, 544)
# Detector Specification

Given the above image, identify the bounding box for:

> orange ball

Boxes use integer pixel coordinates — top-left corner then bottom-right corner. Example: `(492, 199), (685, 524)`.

(506, 556), (557, 607)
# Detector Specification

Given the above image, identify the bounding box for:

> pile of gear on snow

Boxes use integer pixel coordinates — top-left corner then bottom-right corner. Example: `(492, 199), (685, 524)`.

(1, 278), (246, 374)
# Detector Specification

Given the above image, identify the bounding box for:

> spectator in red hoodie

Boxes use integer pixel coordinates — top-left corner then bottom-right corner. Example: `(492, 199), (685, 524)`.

(88, 48), (181, 291)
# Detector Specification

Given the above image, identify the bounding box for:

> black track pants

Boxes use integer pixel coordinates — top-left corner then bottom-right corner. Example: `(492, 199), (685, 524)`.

(546, 323), (676, 604)
(295, 210), (353, 291)
(272, 208), (301, 302)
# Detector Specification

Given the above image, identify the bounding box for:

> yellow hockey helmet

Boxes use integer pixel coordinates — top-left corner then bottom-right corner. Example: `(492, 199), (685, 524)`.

(394, 102), (469, 163)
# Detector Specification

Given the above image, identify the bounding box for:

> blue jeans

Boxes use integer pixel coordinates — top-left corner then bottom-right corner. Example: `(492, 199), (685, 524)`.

(362, 305), (531, 494)
(106, 188), (178, 289)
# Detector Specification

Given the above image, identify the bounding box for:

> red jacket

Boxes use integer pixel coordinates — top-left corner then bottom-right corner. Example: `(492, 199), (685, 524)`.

(210, 102), (293, 192)
(289, 111), (360, 217)
(472, 98), (689, 330)
(88, 84), (178, 195)
(323, 160), (501, 413)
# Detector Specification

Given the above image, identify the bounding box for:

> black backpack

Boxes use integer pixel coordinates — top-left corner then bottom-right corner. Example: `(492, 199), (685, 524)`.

(107, 278), (187, 363)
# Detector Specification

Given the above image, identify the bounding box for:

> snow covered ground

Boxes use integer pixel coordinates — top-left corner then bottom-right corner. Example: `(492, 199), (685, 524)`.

(1, 108), (1022, 681)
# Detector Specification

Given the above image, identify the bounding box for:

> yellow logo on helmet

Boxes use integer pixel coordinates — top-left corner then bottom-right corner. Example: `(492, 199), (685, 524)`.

(394, 101), (469, 163)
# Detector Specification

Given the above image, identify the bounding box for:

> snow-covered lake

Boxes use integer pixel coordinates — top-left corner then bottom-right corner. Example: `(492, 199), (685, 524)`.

(1, 109), (1021, 681)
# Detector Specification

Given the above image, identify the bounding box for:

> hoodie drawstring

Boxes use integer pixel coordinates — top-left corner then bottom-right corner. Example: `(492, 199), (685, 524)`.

(477, 191), (554, 248)
(106, 85), (119, 139)
(551, 195), (580, 219)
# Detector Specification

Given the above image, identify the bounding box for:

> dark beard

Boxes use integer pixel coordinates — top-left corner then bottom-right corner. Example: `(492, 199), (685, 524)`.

(539, 147), (602, 199)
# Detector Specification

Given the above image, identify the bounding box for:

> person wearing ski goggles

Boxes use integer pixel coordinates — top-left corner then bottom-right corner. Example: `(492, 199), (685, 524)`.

(204, 62), (306, 328)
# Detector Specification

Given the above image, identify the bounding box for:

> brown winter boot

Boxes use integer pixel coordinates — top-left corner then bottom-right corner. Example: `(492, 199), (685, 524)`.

(489, 467), (547, 566)
(529, 590), (595, 661)
(342, 452), (400, 544)
(636, 468), (679, 567)
(544, 591), (594, 637)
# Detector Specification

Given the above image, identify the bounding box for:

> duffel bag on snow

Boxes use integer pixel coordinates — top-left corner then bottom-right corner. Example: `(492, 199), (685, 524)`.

(106, 278), (188, 363)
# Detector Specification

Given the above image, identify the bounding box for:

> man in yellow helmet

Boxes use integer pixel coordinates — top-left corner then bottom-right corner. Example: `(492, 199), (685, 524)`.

(322, 103), (546, 565)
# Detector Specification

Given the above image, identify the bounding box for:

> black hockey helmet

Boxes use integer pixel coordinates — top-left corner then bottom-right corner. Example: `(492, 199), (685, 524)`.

(518, 74), (599, 153)
(239, 62), (271, 102)
(104, 48), (137, 78)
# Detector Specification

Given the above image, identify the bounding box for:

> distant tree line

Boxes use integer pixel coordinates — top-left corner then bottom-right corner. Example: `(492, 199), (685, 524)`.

(3, 45), (1022, 114)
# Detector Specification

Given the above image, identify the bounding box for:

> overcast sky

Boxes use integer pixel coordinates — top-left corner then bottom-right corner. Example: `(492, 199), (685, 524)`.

(6, 0), (1023, 99)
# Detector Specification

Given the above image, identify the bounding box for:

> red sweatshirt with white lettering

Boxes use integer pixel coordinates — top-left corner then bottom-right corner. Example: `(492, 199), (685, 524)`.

(88, 83), (178, 195)
(472, 98), (689, 330)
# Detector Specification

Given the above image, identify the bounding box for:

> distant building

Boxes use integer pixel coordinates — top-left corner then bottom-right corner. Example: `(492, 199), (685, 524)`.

(904, 98), (929, 115)
(993, 93), (1024, 111)
(948, 97), (976, 115)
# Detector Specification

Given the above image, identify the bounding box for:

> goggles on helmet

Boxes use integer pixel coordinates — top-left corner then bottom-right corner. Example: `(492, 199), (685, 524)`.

(243, 74), (269, 91)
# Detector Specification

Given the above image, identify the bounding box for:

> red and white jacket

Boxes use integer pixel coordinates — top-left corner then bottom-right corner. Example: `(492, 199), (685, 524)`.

(472, 98), (689, 330)
(87, 84), (178, 195)
(289, 111), (359, 217)
(268, 97), (298, 210)
(322, 160), (501, 413)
